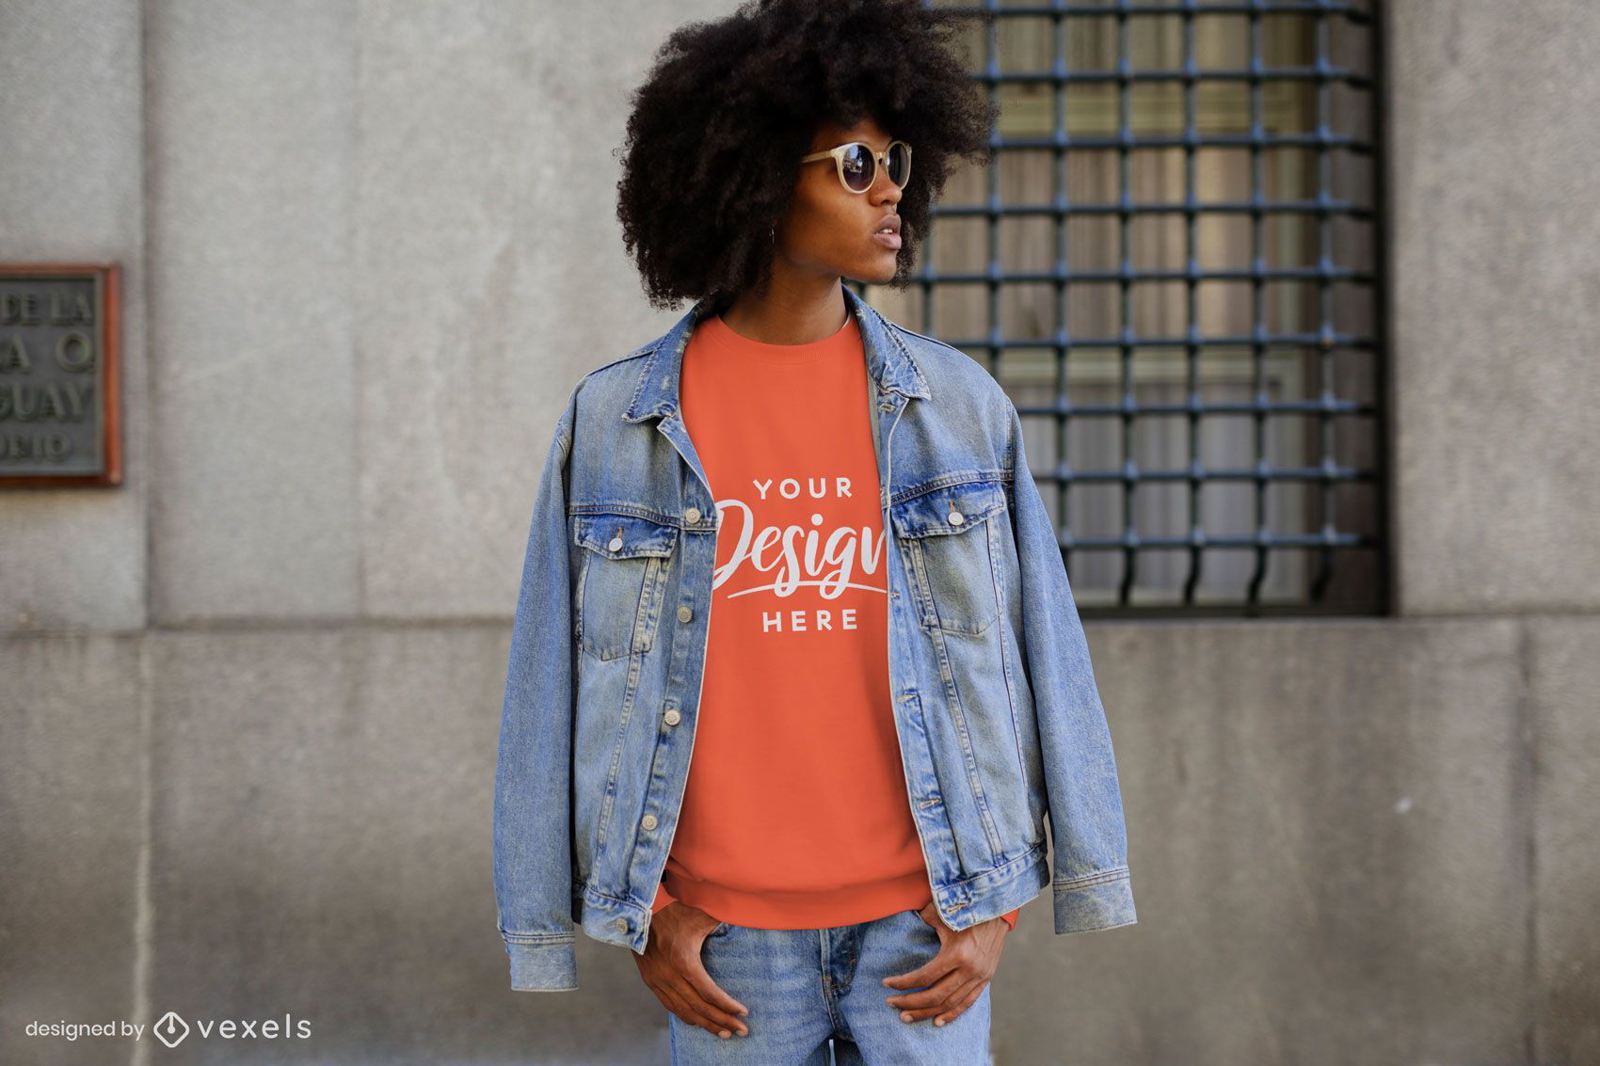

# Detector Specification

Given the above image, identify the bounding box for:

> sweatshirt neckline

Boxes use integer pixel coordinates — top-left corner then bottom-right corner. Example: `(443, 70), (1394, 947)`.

(699, 311), (859, 365)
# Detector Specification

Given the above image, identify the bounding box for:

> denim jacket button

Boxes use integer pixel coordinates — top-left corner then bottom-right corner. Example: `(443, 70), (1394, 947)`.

(947, 510), (965, 525)
(640, 814), (658, 831)
(663, 709), (681, 726)
(677, 605), (693, 623)
(613, 917), (629, 933)
(607, 535), (624, 551)
(684, 506), (701, 523)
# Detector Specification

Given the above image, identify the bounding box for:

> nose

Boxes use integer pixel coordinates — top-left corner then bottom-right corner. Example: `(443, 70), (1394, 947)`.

(874, 167), (902, 205)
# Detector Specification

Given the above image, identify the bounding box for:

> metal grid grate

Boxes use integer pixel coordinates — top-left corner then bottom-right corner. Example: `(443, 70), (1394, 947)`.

(859, 0), (1387, 616)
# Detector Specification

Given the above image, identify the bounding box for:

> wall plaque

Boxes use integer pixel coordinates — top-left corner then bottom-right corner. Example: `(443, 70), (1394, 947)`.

(0, 264), (122, 487)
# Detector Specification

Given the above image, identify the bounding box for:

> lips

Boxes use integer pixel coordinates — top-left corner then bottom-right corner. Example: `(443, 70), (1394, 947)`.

(873, 213), (903, 251)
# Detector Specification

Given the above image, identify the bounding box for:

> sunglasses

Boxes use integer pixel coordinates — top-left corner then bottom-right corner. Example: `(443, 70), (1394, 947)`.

(799, 140), (913, 194)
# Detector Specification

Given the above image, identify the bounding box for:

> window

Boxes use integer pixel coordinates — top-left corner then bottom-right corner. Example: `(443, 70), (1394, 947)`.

(860, 0), (1385, 616)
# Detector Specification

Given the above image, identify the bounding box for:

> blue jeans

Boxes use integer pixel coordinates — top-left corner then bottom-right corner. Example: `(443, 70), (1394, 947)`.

(667, 907), (993, 1064)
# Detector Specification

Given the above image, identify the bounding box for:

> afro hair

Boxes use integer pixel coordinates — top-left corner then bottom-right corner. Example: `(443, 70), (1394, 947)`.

(614, 0), (998, 312)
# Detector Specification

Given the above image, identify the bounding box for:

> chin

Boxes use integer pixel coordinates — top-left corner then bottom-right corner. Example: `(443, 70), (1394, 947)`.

(840, 256), (900, 287)
(861, 261), (900, 285)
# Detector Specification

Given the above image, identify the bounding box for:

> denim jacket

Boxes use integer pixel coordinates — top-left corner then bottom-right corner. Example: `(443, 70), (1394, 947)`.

(493, 284), (1136, 991)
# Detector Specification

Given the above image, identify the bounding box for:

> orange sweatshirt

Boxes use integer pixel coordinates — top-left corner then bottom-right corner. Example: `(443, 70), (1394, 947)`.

(649, 308), (1017, 933)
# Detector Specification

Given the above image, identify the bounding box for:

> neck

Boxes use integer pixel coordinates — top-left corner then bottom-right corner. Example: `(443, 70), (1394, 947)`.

(718, 276), (849, 345)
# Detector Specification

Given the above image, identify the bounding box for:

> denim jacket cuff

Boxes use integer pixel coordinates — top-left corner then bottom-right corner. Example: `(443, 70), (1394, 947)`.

(1051, 867), (1138, 934)
(504, 935), (578, 992)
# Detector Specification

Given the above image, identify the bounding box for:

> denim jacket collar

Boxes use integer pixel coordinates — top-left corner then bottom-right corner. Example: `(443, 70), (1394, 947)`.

(622, 284), (931, 425)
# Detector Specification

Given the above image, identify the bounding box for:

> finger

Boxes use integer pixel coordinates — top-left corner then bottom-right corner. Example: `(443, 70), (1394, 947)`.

(898, 972), (985, 1023)
(658, 984), (716, 1033)
(663, 982), (745, 1040)
(885, 967), (970, 1017)
(881, 951), (957, 993)
(681, 955), (751, 1025)
(932, 976), (990, 1026)
(670, 971), (750, 1037)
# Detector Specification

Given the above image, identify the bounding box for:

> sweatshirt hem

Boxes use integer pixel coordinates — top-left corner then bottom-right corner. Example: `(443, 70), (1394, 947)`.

(665, 865), (934, 929)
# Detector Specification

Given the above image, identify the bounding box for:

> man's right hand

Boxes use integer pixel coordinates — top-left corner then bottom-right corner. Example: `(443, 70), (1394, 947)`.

(634, 902), (751, 1039)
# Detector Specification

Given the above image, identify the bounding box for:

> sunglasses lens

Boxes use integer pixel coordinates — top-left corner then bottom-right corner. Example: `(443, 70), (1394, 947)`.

(886, 143), (910, 186)
(840, 143), (875, 191)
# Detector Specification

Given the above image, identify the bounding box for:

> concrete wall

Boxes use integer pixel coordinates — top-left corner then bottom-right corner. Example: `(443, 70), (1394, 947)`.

(2, 1), (1596, 1064)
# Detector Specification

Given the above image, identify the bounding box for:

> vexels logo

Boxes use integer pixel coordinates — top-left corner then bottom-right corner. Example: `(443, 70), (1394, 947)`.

(149, 1010), (312, 1048)
(152, 1012), (189, 1048)
(23, 1009), (311, 1049)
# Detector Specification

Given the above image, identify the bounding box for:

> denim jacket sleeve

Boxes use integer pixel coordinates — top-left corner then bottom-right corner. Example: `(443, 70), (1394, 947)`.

(1003, 397), (1139, 935)
(493, 383), (581, 992)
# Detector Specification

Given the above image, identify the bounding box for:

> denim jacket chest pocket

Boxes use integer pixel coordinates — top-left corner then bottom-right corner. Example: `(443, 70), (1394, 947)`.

(572, 511), (679, 661)
(889, 478), (1008, 637)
